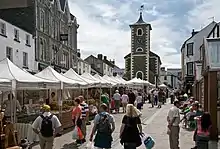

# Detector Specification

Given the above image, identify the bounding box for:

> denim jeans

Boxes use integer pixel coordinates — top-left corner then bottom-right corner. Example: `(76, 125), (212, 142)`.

(124, 142), (136, 149)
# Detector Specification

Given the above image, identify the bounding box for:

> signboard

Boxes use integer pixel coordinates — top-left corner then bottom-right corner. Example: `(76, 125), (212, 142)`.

(205, 38), (220, 71)
(60, 34), (68, 41)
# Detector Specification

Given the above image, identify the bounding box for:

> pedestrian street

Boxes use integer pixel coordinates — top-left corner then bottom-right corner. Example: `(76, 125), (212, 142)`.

(32, 102), (198, 149)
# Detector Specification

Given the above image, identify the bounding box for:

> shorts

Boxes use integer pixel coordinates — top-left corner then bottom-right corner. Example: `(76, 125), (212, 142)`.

(114, 100), (120, 109)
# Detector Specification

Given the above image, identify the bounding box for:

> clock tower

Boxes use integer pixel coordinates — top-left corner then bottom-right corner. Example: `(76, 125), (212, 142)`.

(130, 11), (152, 80)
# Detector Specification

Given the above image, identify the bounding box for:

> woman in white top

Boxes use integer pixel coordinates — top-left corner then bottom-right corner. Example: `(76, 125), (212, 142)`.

(136, 93), (143, 110)
(121, 92), (129, 113)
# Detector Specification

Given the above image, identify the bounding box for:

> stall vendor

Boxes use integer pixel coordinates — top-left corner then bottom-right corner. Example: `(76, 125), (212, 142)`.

(3, 94), (21, 121)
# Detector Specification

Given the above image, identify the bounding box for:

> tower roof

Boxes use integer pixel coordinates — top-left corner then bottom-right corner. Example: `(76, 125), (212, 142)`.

(130, 12), (152, 30)
(136, 12), (146, 24)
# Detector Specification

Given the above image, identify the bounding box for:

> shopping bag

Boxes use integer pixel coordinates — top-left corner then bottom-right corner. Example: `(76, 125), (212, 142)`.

(72, 126), (79, 140)
(141, 134), (155, 149)
(77, 126), (84, 140)
(86, 141), (95, 149)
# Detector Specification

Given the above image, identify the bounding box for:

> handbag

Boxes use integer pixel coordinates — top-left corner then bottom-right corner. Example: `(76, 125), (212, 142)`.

(141, 134), (155, 149)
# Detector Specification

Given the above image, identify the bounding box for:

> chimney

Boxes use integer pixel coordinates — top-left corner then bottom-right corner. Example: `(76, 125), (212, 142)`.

(192, 29), (199, 36)
(97, 54), (103, 60)
(77, 49), (80, 57)
(104, 56), (107, 60)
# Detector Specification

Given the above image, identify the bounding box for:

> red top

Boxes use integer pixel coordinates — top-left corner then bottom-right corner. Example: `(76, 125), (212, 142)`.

(72, 105), (81, 120)
(197, 117), (211, 136)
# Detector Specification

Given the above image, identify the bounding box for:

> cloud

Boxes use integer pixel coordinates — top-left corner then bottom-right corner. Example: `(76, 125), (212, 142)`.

(68, 0), (219, 69)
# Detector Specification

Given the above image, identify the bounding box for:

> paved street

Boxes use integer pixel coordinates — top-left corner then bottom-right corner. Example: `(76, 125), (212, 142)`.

(32, 102), (197, 149)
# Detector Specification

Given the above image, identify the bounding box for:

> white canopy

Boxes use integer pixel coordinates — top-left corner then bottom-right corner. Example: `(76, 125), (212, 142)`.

(94, 74), (113, 86)
(115, 76), (128, 84)
(0, 58), (58, 89)
(0, 78), (11, 90)
(109, 76), (125, 86)
(102, 75), (120, 86)
(128, 78), (144, 85)
(159, 83), (167, 88)
(63, 68), (93, 87)
(81, 73), (110, 87)
(35, 66), (82, 89)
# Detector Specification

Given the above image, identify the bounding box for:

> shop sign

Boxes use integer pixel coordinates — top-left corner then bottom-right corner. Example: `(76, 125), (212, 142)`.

(60, 34), (68, 41)
(206, 38), (220, 71)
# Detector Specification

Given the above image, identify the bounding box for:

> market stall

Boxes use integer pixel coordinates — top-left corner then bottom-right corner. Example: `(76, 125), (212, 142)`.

(0, 58), (60, 147)
(35, 66), (87, 130)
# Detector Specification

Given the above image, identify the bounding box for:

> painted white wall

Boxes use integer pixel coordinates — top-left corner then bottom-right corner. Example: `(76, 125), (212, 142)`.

(0, 18), (36, 71)
(183, 22), (216, 77)
(103, 63), (113, 76)
(77, 59), (91, 74)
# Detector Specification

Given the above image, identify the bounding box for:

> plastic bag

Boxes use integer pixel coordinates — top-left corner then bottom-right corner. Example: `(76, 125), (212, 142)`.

(77, 126), (84, 140)
(72, 126), (79, 140)
(86, 141), (94, 149)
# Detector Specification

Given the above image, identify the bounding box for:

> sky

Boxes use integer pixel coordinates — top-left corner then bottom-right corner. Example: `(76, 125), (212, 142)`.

(68, 0), (220, 68)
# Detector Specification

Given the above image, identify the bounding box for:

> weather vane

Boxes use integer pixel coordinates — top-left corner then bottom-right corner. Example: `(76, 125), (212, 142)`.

(139, 5), (144, 13)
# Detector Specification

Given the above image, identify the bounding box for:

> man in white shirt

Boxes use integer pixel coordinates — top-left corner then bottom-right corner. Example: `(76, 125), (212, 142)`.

(167, 100), (180, 149)
(121, 91), (129, 113)
(32, 105), (61, 149)
(113, 90), (121, 113)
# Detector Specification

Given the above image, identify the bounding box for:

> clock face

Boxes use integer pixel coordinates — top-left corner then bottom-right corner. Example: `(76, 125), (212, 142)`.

(137, 39), (143, 44)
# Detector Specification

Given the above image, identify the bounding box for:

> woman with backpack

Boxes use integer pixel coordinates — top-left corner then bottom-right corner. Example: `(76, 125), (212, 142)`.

(89, 103), (115, 149)
(119, 104), (143, 149)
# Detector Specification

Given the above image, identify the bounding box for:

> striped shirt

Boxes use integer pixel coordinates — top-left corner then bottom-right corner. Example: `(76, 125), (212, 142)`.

(80, 102), (89, 118)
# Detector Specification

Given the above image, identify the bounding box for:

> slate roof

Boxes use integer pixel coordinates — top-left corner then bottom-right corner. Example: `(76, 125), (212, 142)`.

(0, 7), (35, 34)
(59, 0), (66, 11)
(130, 12), (152, 30)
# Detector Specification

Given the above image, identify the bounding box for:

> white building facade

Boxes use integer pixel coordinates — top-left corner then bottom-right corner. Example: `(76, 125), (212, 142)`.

(181, 21), (217, 93)
(103, 63), (113, 76)
(77, 58), (91, 75)
(0, 18), (36, 72)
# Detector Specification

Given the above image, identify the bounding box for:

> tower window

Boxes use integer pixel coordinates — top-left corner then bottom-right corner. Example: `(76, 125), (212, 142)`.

(136, 47), (143, 52)
(137, 28), (143, 36)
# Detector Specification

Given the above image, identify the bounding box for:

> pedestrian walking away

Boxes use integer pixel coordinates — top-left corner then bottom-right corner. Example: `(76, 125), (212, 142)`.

(167, 100), (181, 149)
(120, 104), (143, 149)
(90, 103), (115, 149)
(78, 95), (89, 143)
(72, 98), (83, 144)
(121, 91), (129, 113)
(32, 105), (62, 149)
(113, 90), (121, 113)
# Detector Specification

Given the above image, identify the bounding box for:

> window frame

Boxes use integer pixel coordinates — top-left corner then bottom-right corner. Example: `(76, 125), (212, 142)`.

(136, 28), (143, 36)
(23, 52), (28, 67)
(25, 34), (31, 46)
(186, 43), (194, 56)
(0, 22), (6, 36)
(186, 62), (194, 76)
(14, 28), (20, 41)
(6, 47), (13, 61)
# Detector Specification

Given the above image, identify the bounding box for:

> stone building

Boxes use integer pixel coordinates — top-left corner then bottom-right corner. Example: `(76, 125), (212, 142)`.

(124, 11), (161, 84)
(124, 51), (161, 84)
(84, 54), (114, 76)
(0, 0), (79, 73)
(129, 11), (152, 81)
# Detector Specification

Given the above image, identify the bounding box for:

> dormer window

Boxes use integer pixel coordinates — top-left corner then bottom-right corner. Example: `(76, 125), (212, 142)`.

(137, 28), (143, 36)
(136, 47), (143, 52)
